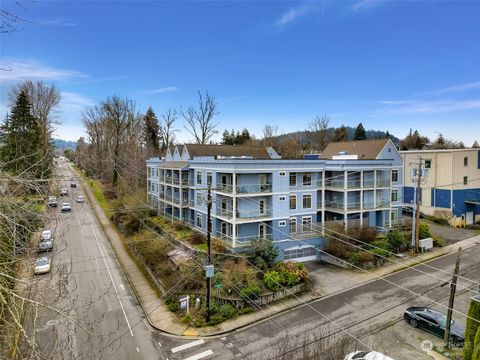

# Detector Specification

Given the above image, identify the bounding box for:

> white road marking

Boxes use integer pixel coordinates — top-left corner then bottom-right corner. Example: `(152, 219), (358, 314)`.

(89, 221), (134, 336)
(119, 283), (125, 290)
(182, 350), (213, 360)
(158, 342), (162, 347)
(171, 339), (205, 353)
(136, 347), (140, 352)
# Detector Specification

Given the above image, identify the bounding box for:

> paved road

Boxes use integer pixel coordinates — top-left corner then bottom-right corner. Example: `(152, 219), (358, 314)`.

(162, 240), (480, 360)
(22, 162), (167, 360)
(22, 159), (480, 360)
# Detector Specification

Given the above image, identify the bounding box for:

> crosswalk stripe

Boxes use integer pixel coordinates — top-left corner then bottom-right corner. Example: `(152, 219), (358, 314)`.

(182, 349), (214, 360)
(171, 339), (205, 353)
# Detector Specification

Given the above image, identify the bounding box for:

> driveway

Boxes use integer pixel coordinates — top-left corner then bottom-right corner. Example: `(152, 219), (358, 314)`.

(424, 220), (478, 244)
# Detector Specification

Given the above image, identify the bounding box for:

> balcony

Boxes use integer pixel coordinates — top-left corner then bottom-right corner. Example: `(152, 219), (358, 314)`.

(159, 194), (189, 207)
(324, 179), (344, 189)
(324, 200), (345, 210)
(346, 202), (361, 211)
(363, 201), (390, 210)
(216, 183), (233, 193)
(215, 232), (273, 248)
(216, 208), (273, 220)
(363, 179), (375, 188)
(317, 200), (323, 209)
(346, 180), (361, 189)
(376, 180), (391, 188)
(236, 183), (272, 194)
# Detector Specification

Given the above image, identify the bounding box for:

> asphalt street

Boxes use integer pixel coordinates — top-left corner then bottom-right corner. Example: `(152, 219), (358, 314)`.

(21, 159), (480, 360)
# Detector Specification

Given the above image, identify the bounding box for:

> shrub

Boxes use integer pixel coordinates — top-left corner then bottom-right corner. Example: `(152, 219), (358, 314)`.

(103, 187), (117, 200)
(189, 232), (205, 245)
(386, 230), (408, 252)
(250, 239), (279, 270)
(419, 222), (432, 239)
(167, 301), (179, 312)
(239, 306), (253, 315)
(218, 303), (237, 320)
(357, 226), (378, 243)
(357, 250), (374, 263)
(264, 270), (281, 291)
(180, 314), (193, 324)
(172, 220), (188, 231)
(240, 285), (261, 300)
(207, 316), (224, 326)
(324, 238), (354, 260)
(464, 297), (480, 360)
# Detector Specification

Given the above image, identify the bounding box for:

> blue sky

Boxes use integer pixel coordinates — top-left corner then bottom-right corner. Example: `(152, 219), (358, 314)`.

(1, 0), (479, 145)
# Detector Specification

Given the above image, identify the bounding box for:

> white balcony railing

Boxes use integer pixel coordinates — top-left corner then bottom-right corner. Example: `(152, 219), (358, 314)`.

(216, 208), (273, 220)
(215, 232), (273, 247)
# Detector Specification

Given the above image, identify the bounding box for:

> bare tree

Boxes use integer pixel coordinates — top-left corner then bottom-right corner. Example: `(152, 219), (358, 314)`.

(262, 124), (279, 148)
(102, 96), (138, 188)
(0, 1), (29, 34)
(160, 108), (178, 155)
(309, 115), (330, 152)
(182, 91), (219, 144)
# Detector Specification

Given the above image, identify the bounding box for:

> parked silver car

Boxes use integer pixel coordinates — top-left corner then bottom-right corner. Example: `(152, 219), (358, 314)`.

(34, 257), (51, 275)
(61, 202), (72, 212)
(47, 196), (57, 207)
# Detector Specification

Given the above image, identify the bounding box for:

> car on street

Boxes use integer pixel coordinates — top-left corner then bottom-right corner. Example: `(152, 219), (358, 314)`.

(47, 196), (57, 207)
(60, 188), (68, 196)
(38, 239), (54, 252)
(41, 230), (53, 241)
(404, 306), (464, 346)
(34, 257), (51, 275)
(61, 202), (72, 212)
(76, 195), (84, 203)
(344, 351), (394, 360)
(70, 182), (77, 188)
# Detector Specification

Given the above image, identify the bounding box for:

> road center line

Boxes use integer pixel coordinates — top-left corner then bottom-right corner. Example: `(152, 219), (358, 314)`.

(171, 339), (205, 353)
(89, 220), (134, 336)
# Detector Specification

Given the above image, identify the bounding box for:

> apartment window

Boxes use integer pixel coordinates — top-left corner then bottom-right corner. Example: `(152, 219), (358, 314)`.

(196, 213), (202, 228)
(391, 189), (398, 202)
(279, 171), (286, 176)
(302, 217), (312, 233)
(391, 209), (399, 223)
(279, 196), (286, 201)
(196, 171), (202, 185)
(279, 220), (286, 227)
(290, 173), (297, 187)
(147, 180), (151, 192)
(207, 172), (212, 186)
(391, 169), (399, 183)
(303, 173), (312, 186)
(147, 167), (151, 177)
(289, 218), (297, 234)
(464, 157), (468, 166)
(424, 160), (431, 169)
(302, 194), (312, 209)
(289, 195), (296, 210)
(196, 192), (203, 206)
(464, 176), (468, 185)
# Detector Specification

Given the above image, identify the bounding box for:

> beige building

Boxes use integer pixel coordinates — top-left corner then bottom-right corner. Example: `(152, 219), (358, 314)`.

(400, 148), (480, 226)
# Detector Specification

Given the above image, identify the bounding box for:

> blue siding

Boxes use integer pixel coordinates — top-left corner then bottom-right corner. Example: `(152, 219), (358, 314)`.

(478, 150), (480, 169)
(431, 188), (451, 209)
(452, 189), (480, 216)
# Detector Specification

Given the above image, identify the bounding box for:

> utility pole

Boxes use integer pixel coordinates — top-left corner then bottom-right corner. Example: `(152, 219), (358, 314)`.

(414, 158), (422, 253)
(205, 186), (212, 323)
(444, 247), (461, 348)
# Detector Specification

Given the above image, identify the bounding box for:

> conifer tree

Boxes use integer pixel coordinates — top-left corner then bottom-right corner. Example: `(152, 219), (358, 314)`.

(143, 107), (160, 156)
(0, 90), (42, 177)
(353, 123), (366, 140)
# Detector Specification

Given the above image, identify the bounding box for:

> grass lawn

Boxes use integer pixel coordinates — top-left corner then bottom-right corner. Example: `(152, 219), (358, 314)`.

(73, 166), (113, 216)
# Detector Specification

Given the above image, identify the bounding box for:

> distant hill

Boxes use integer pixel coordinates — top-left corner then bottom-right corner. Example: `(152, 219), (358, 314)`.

(53, 139), (77, 153)
(275, 127), (400, 145)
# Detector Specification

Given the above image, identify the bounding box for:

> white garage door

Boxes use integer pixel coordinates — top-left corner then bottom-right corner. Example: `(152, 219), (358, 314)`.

(284, 246), (317, 262)
(466, 211), (474, 225)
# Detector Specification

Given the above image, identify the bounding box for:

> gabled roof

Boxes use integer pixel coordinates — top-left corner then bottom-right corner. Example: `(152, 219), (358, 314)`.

(183, 144), (274, 159)
(321, 138), (390, 160)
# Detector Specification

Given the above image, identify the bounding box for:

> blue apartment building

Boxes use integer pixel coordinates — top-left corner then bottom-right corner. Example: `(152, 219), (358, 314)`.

(146, 139), (403, 262)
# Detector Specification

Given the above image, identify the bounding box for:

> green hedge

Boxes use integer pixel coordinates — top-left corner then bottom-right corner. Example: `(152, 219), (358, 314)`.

(464, 297), (480, 360)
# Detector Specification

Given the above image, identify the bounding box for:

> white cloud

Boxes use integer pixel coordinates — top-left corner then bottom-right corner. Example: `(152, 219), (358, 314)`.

(378, 99), (480, 115)
(276, 4), (316, 28)
(352, 0), (383, 12)
(0, 61), (86, 84)
(142, 87), (178, 95)
(37, 18), (77, 27)
(60, 92), (95, 112)
(415, 81), (480, 97)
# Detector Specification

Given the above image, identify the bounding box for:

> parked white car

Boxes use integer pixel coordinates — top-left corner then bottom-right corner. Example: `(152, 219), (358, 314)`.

(47, 196), (57, 207)
(60, 188), (68, 196)
(34, 257), (51, 275)
(41, 230), (53, 241)
(344, 351), (394, 360)
(61, 202), (72, 212)
(76, 195), (84, 203)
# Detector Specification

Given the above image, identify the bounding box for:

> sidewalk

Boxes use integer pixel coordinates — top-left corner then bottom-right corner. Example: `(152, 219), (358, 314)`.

(78, 171), (480, 337)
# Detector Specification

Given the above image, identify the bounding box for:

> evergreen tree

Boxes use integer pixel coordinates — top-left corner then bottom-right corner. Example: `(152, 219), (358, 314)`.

(332, 125), (348, 142)
(143, 107), (160, 156)
(353, 123), (367, 140)
(241, 128), (251, 144)
(432, 133), (447, 149)
(0, 91), (42, 177)
(385, 131), (390, 139)
(472, 140), (479, 148)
